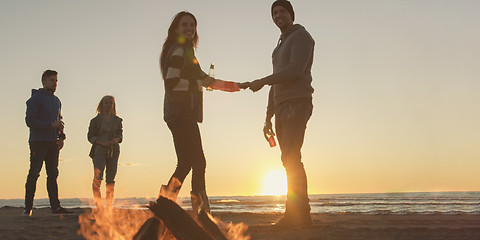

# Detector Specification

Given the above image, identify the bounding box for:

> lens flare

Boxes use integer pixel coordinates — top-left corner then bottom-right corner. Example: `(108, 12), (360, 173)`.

(176, 35), (186, 44)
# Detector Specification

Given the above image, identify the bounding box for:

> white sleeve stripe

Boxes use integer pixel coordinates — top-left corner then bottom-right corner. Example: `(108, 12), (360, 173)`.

(171, 47), (184, 57)
(172, 79), (190, 91)
(165, 67), (181, 79)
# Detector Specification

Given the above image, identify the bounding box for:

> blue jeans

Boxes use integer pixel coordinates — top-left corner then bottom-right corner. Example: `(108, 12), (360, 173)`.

(275, 98), (313, 213)
(167, 119), (207, 193)
(92, 148), (119, 184)
(25, 141), (60, 210)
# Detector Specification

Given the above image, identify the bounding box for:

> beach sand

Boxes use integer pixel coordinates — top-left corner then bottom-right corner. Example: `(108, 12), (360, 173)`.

(1, 206), (480, 240)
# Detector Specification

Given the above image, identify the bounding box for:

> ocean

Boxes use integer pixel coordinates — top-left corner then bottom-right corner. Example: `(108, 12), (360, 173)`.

(2, 192), (479, 214)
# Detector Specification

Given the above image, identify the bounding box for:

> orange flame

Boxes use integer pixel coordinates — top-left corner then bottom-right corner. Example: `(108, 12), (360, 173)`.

(78, 206), (154, 240)
(208, 214), (251, 240)
(223, 222), (250, 240)
(79, 176), (250, 240)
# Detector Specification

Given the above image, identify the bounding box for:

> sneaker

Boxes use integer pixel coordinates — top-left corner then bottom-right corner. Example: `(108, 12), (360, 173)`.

(51, 206), (73, 214)
(22, 209), (32, 217)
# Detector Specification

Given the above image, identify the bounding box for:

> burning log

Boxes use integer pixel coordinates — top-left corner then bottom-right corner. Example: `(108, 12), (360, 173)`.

(198, 211), (227, 240)
(150, 197), (212, 239)
(134, 196), (228, 240)
(132, 217), (162, 240)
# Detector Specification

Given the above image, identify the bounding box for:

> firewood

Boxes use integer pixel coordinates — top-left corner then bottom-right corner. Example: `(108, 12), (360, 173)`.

(198, 211), (227, 240)
(133, 217), (161, 240)
(148, 197), (215, 240)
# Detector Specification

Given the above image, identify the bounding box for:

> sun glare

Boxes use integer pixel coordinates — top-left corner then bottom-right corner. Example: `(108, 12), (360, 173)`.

(261, 169), (287, 196)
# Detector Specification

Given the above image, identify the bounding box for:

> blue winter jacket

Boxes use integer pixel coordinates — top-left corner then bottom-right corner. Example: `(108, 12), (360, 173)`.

(25, 88), (64, 142)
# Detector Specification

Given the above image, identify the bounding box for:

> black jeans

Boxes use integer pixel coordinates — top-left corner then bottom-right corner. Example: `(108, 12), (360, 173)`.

(167, 119), (207, 193)
(25, 141), (60, 210)
(275, 98), (313, 213)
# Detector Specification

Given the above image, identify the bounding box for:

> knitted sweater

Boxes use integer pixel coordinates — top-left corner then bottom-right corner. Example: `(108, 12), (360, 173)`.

(162, 42), (208, 123)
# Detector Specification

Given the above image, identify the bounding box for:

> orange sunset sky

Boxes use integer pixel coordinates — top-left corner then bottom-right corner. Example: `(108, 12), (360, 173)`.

(1, 0), (479, 199)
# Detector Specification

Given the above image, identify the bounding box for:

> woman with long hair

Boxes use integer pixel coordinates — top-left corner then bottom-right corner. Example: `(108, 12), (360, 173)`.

(159, 11), (237, 213)
(87, 95), (123, 210)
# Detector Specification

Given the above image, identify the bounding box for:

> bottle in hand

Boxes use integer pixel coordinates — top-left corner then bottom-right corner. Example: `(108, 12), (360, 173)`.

(264, 130), (276, 147)
(206, 62), (214, 91)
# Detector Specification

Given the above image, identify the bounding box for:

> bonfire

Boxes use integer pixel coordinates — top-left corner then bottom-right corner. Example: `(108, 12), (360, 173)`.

(78, 178), (249, 240)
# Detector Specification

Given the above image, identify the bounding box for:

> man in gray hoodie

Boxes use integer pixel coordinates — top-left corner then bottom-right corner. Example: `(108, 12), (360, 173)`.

(249, 0), (315, 228)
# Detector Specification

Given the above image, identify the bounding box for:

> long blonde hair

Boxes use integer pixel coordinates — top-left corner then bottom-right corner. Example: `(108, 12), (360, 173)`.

(96, 95), (117, 116)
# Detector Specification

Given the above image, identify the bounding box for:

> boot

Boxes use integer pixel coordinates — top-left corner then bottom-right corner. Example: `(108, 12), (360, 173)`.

(274, 201), (311, 228)
(190, 192), (200, 215)
(106, 183), (115, 210)
(92, 180), (103, 210)
(296, 197), (312, 227)
(190, 191), (210, 214)
(159, 177), (182, 202)
(299, 211), (312, 227)
(274, 201), (296, 228)
(199, 191), (211, 214)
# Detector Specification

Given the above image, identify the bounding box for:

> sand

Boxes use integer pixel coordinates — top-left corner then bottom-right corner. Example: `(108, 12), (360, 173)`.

(1, 206), (480, 240)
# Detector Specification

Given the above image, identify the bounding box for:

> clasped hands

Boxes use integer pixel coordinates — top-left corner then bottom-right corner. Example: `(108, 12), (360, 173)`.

(204, 76), (266, 92)
(237, 78), (267, 92)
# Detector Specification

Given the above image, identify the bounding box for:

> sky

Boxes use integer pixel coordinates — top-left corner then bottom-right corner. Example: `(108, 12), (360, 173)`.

(1, 0), (479, 199)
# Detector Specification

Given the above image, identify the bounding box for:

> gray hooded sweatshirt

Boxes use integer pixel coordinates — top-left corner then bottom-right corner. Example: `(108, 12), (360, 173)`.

(264, 24), (315, 117)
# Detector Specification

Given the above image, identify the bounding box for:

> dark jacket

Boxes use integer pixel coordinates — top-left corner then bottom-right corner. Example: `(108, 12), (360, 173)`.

(25, 88), (64, 142)
(87, 115), (123, 158)
(161, 42), (207, 123)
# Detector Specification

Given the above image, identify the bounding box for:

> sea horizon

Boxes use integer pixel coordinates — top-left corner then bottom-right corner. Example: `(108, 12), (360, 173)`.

(2, 191), (479, 215)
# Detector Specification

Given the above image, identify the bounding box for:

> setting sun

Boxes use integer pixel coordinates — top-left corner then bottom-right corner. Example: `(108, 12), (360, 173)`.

(261, 169), (287, 196)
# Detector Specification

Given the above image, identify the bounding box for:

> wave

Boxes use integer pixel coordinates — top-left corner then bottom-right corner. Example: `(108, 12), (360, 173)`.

(313, 201), (480, 207)
(2, 192), (480, 215)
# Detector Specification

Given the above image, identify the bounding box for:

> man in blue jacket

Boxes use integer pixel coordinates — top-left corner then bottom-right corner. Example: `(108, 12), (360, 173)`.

(249, 0), (315, 228)
(23, 70), (72, 216)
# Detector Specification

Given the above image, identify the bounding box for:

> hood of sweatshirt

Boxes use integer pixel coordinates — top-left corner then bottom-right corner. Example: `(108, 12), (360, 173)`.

(280, 24), (304, 41)
(31, 88), (40, 96)
(31, 88), (53, 97)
